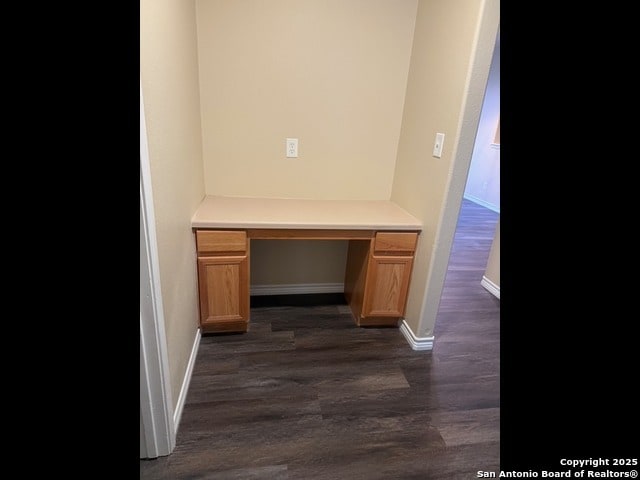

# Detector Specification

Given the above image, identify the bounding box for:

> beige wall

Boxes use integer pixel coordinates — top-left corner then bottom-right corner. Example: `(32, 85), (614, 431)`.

(196, 0), (418, 286)
(141, 0), (205, 407)
(250, 240), (348, 286)
(391, 0), (500, 337)
(196, 0), (418, 200)
(484, 218), (500, 286)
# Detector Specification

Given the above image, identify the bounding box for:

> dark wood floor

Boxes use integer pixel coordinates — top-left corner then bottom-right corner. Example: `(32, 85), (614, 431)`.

(140, 199), (500, 479)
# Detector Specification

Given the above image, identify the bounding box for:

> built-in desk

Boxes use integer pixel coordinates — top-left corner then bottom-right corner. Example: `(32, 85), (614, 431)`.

(191, 196), (422, 333)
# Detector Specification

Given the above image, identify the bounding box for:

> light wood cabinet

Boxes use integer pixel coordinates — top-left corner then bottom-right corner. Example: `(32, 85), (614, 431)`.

(346, 231), (418, 327)
(196, 230), (249, 333)
(362, 255), (414, 317)
(195, 228), (418, 332)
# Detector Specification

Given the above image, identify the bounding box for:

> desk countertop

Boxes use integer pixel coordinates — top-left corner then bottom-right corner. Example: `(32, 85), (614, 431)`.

(191, 196), (422, 231)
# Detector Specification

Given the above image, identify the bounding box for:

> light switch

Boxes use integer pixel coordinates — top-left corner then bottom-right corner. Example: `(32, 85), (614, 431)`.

(432, 133), (445, 158)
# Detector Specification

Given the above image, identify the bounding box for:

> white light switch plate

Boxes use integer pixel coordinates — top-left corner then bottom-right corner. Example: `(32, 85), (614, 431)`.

(432, 133), (445, 158)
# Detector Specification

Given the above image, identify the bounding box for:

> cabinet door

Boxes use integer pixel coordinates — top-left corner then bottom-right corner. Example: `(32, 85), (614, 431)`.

(197, 255), (249, 331)
(362, 255), (414, 318)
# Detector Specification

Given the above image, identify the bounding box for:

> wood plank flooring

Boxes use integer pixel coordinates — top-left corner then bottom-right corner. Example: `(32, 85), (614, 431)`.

(140, 199), (500, 479)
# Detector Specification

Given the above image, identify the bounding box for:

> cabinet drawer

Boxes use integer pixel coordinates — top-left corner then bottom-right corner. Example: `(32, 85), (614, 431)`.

(374, 232), (418, 254)
(196, 230), (247, 254)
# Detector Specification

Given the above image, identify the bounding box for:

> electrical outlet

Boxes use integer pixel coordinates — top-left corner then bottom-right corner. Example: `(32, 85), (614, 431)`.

(286, 138), (298, 158)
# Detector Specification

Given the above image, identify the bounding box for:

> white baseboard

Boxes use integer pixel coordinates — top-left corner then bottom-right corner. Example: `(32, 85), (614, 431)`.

(481, 276), (500, 299)
(463, 194), (500, 213)
(250, 282), (344, 296)
(399, 320), (434, 351)
(173, 328), (201, 433)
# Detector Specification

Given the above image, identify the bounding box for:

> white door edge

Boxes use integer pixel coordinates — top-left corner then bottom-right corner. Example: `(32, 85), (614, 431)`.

(140, 79), (176, 458)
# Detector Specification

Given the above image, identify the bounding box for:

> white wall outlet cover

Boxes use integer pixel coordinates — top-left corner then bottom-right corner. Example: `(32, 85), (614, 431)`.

(286, 138), (298, 158)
